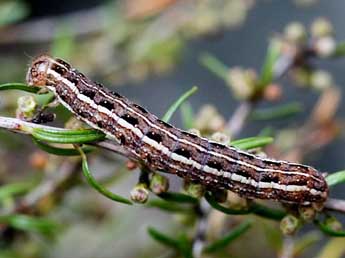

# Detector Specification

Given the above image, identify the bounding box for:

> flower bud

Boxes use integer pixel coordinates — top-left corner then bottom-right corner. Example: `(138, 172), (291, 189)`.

(210, 132), (230, 145)
(311, 18), (334, 38)
(298, 206), (316, 222)
(227, 68), (257, 100)
(280, 215), (300, 235)
(314, 37), (336, 58)
(263, 84), (283, 102)
(275, 129), (297, 151)
(188, 128), (201, 137)
(16, 96), (37, 119)
(284, 22), (307, 44)
(130, 183), (149, 203)
(252, 151), (267, 158)
(29, 151), (48, 170)
(185, 183), (205, 199)
(324, 216), (343, 231)
(150, 173), (169, 194)
(126, 160), (138, 170)
(194, 105), (225, 133)
(310, 70), (333, 90)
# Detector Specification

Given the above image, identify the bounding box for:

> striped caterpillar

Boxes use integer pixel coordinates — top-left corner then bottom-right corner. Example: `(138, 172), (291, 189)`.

(26, 55), (329, 208)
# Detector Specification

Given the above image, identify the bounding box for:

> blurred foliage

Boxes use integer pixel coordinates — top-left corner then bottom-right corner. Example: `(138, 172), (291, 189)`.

(0, 0), (28, 26)
(0, 0), (255, 85)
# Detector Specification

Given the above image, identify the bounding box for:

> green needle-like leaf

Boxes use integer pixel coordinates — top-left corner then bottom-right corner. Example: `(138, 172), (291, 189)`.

(0, 215), (59, 235)
(230, 136), (274, 150)
(0, 182), (34, 201)
(204, 219), (253, 253)
(259, 40), (281, 89)
(147, 199), (192, 213)
(333, 41), (345, 57)
(315, 220), (345, 237)
(200, 52), (229, 81)
(162, 86), (198, 123)
(31, 128), (106, 144)
(158, 192), (199, 204)
(76, 146), (132, 205)
(180, 102), (194, 129)
(33, 138), (95, 156)
(148, 226), (181, 249)
(148, 227), (193, 258)
(0, 1), (29, 26)
(249, 202), (286, 220)
(205, 192), (286, 220)
(250, 102), (303, 121)
(0, 83), (41, 93)
(326, 170), (345, 187)
(205, 192), (249, 215)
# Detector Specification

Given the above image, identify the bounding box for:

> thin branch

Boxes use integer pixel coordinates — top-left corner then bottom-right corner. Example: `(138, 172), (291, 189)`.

(17, 159), (80, 212)
(192, 199), (210, 258)
(279, 236), (294, 258)
(324, 198), (345, 213)
(227, 101), (254, 138)
(0, 116), (135, 159)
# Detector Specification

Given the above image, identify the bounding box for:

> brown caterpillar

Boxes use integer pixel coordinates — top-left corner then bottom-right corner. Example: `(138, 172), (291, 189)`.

(26, 55), (329, 208)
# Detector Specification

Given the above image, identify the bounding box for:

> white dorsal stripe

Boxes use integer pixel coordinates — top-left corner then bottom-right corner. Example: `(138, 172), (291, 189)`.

(48, 67), (322, 183)
(72, 70), (323, 183)
(46, 69), (324, 197)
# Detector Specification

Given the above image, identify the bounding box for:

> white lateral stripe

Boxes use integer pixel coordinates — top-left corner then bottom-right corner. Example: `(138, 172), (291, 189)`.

(52, 66), (321, 182)
(46, 67), (324, 197)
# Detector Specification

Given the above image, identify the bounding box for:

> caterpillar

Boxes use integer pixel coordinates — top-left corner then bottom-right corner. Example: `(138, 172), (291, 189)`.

(26, 55), (329, 208)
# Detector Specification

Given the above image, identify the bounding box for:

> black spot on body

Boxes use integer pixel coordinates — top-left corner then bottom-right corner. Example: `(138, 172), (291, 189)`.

(70, 77), (79, 85)
(80, 111), (90, 119)
(96, 82), (104, 88)
(55, 59), (71, 69)
(111, 91), (124, 99)
(59, 93), (69, 102)
(51, 63), (68, 75)
(133, 104), (148, 114)
(157, 119), (173, 129)
(99, 99), (114, 110)
(66, 73), (79, 85)
(146, 131), (162, 143)
(206, 160), (223, 171)
(260, 173), (279, 183)
(181, 131), (198, 139)
(80, 89), (96, 100)
(119, 134), (126, 145)
(241, 153), (255, 160)
(121, 114), (139, 126)
(210, 141), (226, 150)
(174, 148), (191, 159)
(264, 160), (280, 167)
(97, 121), (103, 128)
(228, 169), (247, 179)
(313, 180), (327, 191)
